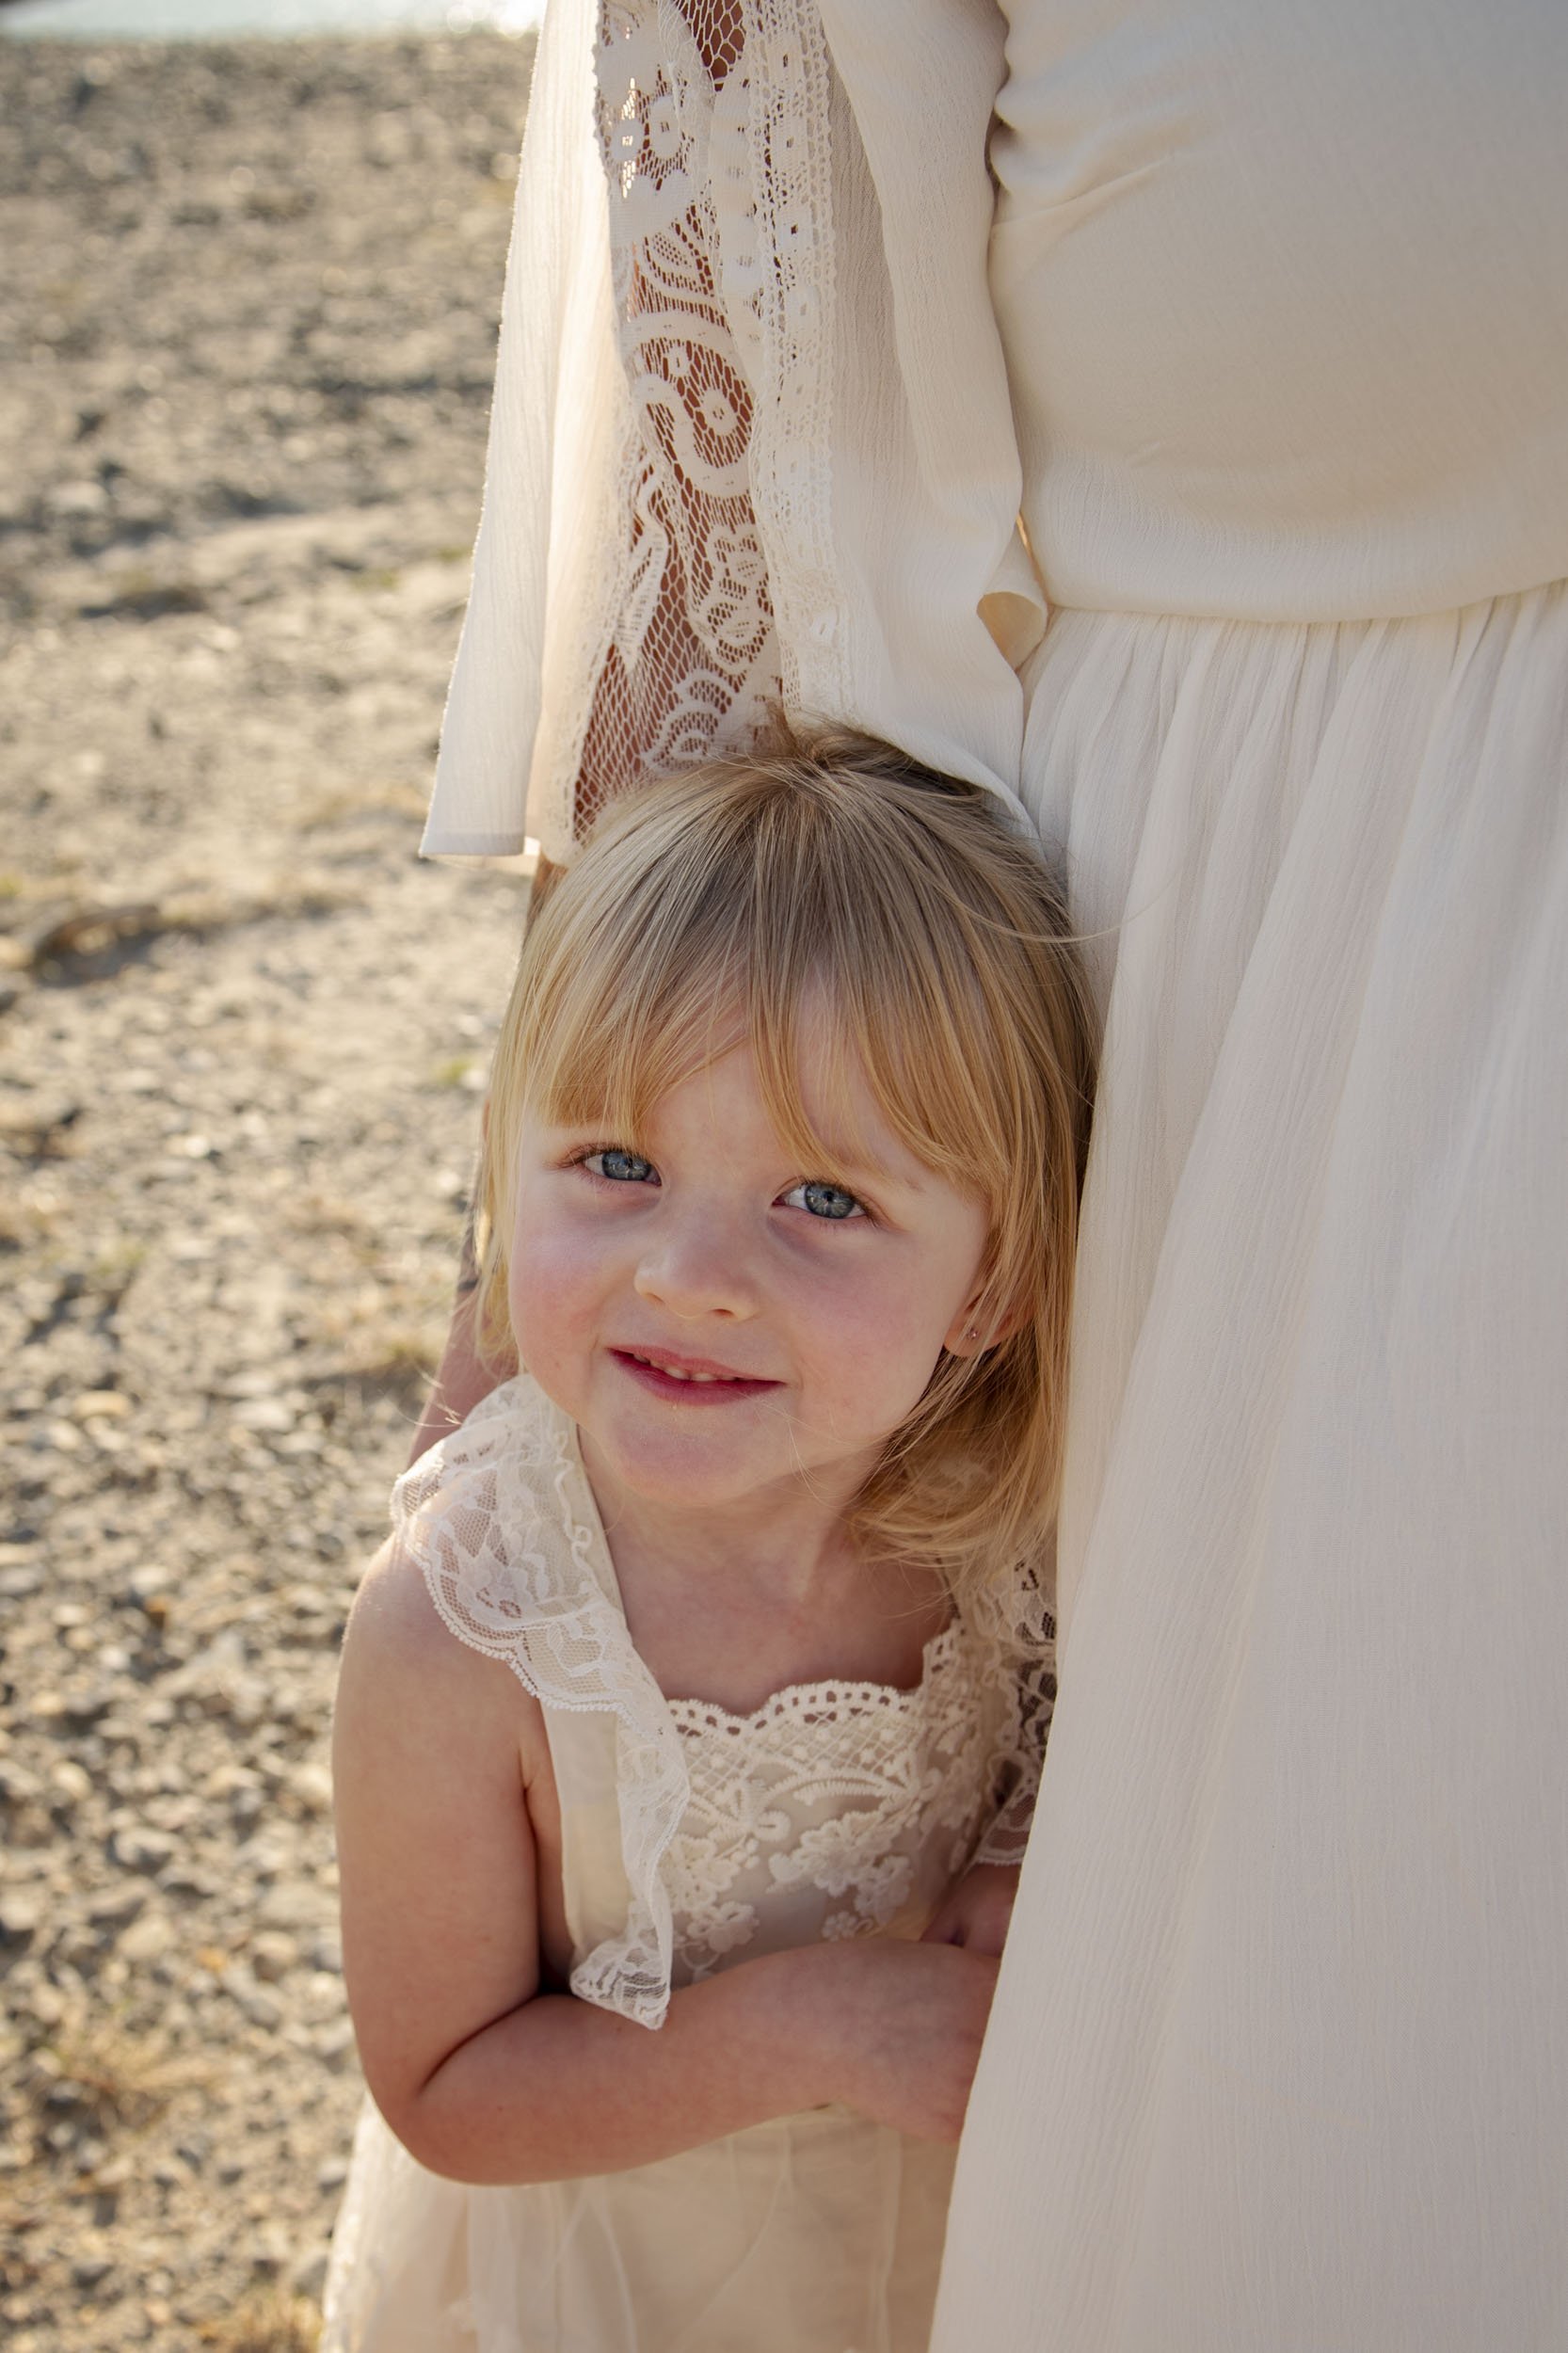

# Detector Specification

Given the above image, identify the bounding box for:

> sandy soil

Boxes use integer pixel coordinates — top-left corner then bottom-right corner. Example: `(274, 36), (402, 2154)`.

(0, 31), (537, 2349)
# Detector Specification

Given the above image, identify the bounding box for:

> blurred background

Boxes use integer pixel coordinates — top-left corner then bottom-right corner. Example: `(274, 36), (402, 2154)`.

(1, 8), (540, 2345)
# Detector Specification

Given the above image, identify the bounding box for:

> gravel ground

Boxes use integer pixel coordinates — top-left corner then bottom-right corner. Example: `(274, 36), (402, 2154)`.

(0, 31), (536, 2349)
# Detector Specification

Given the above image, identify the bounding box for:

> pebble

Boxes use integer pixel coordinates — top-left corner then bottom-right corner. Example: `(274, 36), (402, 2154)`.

(50, 1760), (92, 1806)
(287, 1759), (334, 1815)
(250, 1930), (299, 1983)
(117, 1912), (174, 1964)
(0, 1893), (44, 1941)
(87, 1884), (145, 1927)
(248, 2221), (294, 2276)
(109, 1826), (177, 1874)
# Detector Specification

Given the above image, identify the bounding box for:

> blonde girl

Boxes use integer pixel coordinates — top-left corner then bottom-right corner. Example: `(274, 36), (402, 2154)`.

(323, 728), (1093, 2353)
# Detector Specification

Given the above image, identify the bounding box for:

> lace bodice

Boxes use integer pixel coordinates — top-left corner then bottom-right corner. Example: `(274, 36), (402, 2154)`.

(392, 1377), (1051, 2026)
(663, 1624), (999, 1982)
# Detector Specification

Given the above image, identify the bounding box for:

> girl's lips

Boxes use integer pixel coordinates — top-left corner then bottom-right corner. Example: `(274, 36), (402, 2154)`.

(610, 1347), (780, 1403)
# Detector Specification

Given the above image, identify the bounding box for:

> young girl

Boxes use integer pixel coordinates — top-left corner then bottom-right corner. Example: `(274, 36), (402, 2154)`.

(321, 728), (1094, 2353)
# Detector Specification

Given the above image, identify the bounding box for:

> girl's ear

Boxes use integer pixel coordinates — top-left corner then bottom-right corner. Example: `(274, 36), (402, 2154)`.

(944, 1288), (1026, 1359)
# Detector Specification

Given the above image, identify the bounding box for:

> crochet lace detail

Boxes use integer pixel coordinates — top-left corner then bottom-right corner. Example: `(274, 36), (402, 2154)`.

(392, 1379), (1050, 2027)
(576, 0), (842, 833)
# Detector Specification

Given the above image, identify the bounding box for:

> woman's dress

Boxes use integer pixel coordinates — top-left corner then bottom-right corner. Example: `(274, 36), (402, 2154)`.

(321, 1377), (1048, 2353)
(422, 5), (1568, 2345)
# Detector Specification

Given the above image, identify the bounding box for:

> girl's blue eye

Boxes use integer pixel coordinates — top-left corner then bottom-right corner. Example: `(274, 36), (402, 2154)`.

(783, 1179), (865, 1222)
(584, 1148), (656, 1184)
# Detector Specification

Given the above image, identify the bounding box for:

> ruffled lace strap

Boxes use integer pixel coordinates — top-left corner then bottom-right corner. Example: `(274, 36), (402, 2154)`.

(964, 1551), (1056, 1865)
(390, 1377), (690, 2029)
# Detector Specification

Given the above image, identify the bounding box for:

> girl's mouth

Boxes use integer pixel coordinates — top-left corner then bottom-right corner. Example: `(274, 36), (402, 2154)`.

(610, 1348), (780, 1403)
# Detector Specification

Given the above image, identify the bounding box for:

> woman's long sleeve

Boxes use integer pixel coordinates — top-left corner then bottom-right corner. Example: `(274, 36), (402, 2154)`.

(424, 0), (1039, 861)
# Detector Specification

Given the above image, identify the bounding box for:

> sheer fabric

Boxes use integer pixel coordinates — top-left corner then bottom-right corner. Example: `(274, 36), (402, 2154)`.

(424, 0), (1034, 858)
(322, 1375), (1048, 2351)
(426, 4), (1568, 2347)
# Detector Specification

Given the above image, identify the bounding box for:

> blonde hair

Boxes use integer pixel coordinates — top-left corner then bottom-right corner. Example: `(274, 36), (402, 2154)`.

(476, 725), (1095, 1597)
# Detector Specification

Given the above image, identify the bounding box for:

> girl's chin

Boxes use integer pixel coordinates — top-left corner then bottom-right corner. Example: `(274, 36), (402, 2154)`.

(587, 1436), (793, 1513)
(583, 1421), (884, 1527)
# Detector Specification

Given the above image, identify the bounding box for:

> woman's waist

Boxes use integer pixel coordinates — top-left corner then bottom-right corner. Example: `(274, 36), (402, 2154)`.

(1018, 461), (1568, 632)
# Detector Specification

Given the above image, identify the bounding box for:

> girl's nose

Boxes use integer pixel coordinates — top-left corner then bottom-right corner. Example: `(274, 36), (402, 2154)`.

(633, 1211), (759, 1321)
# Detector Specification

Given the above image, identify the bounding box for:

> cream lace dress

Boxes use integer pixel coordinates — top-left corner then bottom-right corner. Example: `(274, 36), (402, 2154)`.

(321, 1377), (1048, 2353)
(417, 6), (1568, 2345)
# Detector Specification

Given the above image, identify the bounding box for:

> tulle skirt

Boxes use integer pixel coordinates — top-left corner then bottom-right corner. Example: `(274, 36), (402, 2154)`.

(323, 2095), (957, 2353)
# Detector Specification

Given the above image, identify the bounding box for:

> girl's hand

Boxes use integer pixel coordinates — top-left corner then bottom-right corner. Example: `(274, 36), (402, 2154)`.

(795, 1939), (1000, 2143)
(920, 1861), (1021, 1958)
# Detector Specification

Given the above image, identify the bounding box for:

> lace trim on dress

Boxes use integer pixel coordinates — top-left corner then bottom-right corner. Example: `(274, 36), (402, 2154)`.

(391, 1382), (690, 2030)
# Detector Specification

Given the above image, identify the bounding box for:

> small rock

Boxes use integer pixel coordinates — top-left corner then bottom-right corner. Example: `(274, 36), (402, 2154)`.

(72, 1390), (131, 1423)
(61, 1689), (114, 1727)
(232, 1395), (294, 1433)
(286, 1759), (333, 1815)
(250, 1930), (299, 1983)
(0, 1894), (43, 1943)
(256, 1876), (325, 1929)
(0, 1761), (43, 1805)
(248, 2220), (295, 2275)
(50, 478), (110, 517)
(312, 2018), (356, 2068)
(126, 1563), (174, 1612)
(71, 2249), (115, 2289)
(300, 1970), (345, 2019)
(226, 1970), (284, 2030)
(50, 1760), (92, 1808)
(110, 1825), (177, 1874)
(88, 1883), (145, 1927)
(316, 2154), (348, 2192)
(160, 1863), (217, 1897)
(118, 1910), (174, 1963)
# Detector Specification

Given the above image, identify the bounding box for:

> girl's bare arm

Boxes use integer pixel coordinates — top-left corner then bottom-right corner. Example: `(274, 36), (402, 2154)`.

(333, 1545), (997, 2186)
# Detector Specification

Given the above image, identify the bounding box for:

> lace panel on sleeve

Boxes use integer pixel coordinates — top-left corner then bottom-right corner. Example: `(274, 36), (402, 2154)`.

(391, 1383), (690, 2029)
(578, 0), (842, 834)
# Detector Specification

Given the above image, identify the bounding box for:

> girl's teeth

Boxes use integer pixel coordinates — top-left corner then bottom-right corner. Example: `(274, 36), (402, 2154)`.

(634, 1355), (724, 1384)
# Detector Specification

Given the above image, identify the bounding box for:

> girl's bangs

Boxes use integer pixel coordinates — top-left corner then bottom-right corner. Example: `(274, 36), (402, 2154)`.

(520, 897), (1008, 1217)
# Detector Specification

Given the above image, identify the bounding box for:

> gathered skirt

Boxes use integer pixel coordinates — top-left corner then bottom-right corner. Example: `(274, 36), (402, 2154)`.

(933, 580), (1568, 2353)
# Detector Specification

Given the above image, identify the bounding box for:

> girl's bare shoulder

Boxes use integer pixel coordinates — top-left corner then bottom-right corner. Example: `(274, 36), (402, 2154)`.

(338, 1535), (547, 1762)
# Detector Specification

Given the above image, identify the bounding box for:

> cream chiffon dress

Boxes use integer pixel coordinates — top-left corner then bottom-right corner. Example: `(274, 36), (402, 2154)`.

(418, 3), (1568, 2345)
(321, 1377), (1049, 2353)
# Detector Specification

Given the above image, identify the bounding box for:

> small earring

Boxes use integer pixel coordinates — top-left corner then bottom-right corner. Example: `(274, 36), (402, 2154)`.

(966, 1325), (979, 1341)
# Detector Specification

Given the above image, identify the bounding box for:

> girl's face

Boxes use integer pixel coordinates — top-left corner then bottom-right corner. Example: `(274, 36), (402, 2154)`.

(508, 1026), (991, 1534)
